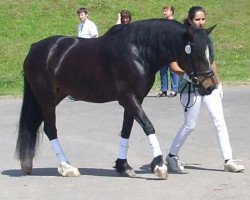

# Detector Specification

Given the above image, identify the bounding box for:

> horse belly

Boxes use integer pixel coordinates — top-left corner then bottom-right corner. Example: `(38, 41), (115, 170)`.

(56, 68), (118, 103)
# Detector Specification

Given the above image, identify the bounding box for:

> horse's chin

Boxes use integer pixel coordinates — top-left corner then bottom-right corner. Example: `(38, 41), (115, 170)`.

(197, 86), (215, 96)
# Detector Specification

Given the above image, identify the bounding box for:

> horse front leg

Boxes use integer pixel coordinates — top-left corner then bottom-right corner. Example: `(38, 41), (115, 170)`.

(119, 95), (168, 179)
(114, 109), (136, 177)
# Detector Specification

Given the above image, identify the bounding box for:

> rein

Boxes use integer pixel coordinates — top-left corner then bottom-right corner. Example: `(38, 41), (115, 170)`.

(179, 81), (197, 112)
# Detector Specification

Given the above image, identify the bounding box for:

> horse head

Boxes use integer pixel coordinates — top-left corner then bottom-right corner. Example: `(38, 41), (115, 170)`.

(178, 25), (218, 96)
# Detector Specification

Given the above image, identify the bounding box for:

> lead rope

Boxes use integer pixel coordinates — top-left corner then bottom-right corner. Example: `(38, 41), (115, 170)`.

(180, 42), (199, 112)
(180, 82), (197, 112)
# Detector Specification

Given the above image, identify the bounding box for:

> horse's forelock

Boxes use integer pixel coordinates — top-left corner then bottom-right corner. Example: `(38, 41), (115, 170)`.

(193, 29), (211, 54)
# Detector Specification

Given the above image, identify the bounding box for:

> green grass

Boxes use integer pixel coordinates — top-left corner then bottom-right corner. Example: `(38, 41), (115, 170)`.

(0, 0), (249, 96)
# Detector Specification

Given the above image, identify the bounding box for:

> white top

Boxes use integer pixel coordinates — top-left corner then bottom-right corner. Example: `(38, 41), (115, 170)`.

(77, 18), (98, 38)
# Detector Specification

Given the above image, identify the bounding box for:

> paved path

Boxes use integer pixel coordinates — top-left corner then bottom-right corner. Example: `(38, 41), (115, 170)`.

(0, 87), (249, 200)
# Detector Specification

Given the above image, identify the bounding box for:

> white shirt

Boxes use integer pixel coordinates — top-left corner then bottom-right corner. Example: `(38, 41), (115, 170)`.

(78, 18), (98, 38)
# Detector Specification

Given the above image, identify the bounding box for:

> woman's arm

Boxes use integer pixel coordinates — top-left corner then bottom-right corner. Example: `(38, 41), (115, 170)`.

(169, 61), (185, 76)
(116, 13), (121, 24)
(170, 61), (192, 81)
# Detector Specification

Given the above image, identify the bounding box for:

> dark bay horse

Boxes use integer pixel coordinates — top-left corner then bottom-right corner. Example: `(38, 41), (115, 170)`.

(16, 19), (217, 179)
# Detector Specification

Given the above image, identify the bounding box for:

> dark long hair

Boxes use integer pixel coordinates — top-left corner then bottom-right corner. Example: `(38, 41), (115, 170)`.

(183, 6), (206, 26)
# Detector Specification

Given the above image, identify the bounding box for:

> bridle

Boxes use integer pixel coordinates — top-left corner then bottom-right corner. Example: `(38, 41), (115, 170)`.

(185, 41), (214, 87)
(180, 41), (215, 112)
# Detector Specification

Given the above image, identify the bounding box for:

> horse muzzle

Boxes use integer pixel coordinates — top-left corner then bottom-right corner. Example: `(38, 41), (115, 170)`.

(197, 85), (216, 96)
(191, 71), (217, 96)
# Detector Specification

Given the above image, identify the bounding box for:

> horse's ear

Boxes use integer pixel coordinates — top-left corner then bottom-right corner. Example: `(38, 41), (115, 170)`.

(188, 26), (196, 40)
(205, 24), (217, 34)
(183, 26), (196, 41)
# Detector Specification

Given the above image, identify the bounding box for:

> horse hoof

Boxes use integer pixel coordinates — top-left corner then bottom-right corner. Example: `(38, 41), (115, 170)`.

(150, 155), (168, 180)
(58, 163), (81, 177)
(123, 168), (136, 177)
(152, 165), (168, 179)
(114, 158), (136, 177)
(21, 164), (32, 175)
(21, 157), (33, 175)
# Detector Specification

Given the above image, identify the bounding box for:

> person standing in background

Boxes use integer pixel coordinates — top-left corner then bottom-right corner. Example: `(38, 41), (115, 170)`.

(77, 7), (98, 38)
(68, 7), (99, 101)
(157, 6), (179, 97)
(116, 10), (132, 25)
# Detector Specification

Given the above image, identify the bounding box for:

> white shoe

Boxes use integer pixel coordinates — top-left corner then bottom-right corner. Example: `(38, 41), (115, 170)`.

(224, 159), (245, 172)
(166, 155), (185, 172)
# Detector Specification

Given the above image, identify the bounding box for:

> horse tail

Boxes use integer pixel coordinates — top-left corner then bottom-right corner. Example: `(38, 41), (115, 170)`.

(16, 75), (43, 162)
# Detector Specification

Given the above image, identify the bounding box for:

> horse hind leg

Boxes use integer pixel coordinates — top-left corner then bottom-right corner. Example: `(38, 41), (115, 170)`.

(49, 89), (80, 176)
(58, 163), (81, 177)
(40, 91), (80, 177)
(40, 103), (80, 177)
(114, 158), (136, 177)
(50, 139), (81, 177)
(19, 77), (79, 177)
(114, 110), (136, 177)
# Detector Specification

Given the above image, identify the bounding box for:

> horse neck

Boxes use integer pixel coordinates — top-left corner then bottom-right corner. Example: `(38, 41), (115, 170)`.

(126, 20), (184, 73)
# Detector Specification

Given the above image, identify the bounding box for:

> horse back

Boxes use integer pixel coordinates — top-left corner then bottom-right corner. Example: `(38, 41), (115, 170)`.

(24, 35), (148, 103)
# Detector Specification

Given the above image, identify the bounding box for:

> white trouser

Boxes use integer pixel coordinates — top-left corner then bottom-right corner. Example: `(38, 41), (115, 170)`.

(169, 88), (232, 160)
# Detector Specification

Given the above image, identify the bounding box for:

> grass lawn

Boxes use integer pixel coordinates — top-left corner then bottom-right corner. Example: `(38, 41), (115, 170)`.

(0, 0), (249, 96)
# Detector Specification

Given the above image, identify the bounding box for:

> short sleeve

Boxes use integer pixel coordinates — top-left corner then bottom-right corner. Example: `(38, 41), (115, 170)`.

(208, 34), (215, 59)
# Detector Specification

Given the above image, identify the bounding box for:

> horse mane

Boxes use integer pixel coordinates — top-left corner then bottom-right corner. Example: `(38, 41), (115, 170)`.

(105, 19), (185, 37)
(103, 19), (187, 68)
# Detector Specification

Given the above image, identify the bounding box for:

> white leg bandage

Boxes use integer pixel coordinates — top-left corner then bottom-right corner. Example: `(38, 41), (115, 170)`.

(148, 134), (162, 158)
(51, 139), (68, 164)
(118, 138), (129, 159)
